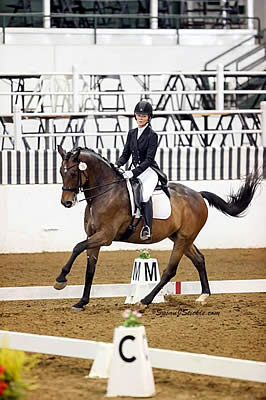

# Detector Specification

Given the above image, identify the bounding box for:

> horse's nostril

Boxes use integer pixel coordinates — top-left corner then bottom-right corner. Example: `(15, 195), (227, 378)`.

(63, 201), (73, 208)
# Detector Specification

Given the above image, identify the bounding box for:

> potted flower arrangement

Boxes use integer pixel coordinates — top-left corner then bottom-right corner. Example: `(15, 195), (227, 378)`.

(106, 309), (155, 397)
(121, 309), (142, 327)
(138, 249), (150, 259)
(0, 342), (39, 400)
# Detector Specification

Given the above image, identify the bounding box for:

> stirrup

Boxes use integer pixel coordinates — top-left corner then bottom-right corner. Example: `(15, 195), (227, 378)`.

(140, 225), (151, 241)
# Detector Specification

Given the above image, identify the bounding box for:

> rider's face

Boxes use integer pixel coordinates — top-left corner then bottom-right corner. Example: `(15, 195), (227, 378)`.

(135, 113), (149, 128)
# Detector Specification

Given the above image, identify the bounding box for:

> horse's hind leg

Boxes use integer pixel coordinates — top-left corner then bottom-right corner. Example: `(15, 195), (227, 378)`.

(72, 247), (100, 311)
(185, 244), (210, 304)
(140, 237), (187, 306)
(54, 239), (88, 290)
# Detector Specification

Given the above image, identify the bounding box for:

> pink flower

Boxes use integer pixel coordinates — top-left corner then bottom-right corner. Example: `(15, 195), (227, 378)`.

(132, 310), (142, 318)
(122, 309), (131, 319)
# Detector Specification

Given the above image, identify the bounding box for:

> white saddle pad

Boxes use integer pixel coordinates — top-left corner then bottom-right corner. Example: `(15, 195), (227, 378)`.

(126, 180), (171, 220)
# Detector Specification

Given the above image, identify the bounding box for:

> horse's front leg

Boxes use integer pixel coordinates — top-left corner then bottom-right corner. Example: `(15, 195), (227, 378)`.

(140, 237), (187, 308)
(54, 239), (88, 290)
(72, 247), (100, 311)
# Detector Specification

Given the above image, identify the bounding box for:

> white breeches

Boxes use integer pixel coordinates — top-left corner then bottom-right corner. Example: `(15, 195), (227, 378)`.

(137, 167), (158, 203)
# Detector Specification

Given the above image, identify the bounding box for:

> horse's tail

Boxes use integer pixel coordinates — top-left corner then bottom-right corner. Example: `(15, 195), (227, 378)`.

(200, 172), (262, 217)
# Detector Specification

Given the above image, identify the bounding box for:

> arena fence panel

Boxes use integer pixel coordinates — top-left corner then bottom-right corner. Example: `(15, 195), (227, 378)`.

(0, 147), (265, 185)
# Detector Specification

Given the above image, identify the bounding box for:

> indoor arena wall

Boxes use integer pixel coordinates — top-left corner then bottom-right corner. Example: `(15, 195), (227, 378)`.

(0, 147), (265, 253)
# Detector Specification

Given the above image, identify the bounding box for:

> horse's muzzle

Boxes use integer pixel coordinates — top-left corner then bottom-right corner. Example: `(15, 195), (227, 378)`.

(61, 194), (77, 208)
(62, 200), (74, 208)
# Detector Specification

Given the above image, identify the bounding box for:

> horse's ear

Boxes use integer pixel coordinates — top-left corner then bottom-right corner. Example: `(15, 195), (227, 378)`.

(58, 145), (66, 160)
(72, 147), (81, 161)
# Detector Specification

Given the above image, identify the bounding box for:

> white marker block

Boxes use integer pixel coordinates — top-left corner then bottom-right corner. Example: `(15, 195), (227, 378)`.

(106, 326), (155, 397)
(125, 258), (164, 304)
(88, 342), (114, 378)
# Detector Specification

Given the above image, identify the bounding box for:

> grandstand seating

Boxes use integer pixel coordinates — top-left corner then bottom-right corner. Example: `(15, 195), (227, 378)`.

(1, 0), (248, 30)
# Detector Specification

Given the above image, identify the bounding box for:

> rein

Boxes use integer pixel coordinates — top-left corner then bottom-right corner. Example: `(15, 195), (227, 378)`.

(79, 180), (123, 202)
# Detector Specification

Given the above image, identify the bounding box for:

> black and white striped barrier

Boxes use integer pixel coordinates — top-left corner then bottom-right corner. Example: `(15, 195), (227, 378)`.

(0, 147), (265, 185)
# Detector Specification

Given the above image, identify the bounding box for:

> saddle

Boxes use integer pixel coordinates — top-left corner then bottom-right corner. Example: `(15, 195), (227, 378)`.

(129, 179), (170, 215)
(120, 178), (171, 241)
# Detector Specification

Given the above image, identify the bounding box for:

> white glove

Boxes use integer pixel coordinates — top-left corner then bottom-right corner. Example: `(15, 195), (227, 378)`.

(123, 170), (134, 180)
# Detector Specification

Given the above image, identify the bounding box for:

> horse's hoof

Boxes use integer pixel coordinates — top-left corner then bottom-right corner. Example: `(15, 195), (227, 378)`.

(54, 280), (67, 290)
(195, 293), (209, 305)
(72, 305), (85, 312)
(135, 302), (148, 313)
(72, 300), (87, 311)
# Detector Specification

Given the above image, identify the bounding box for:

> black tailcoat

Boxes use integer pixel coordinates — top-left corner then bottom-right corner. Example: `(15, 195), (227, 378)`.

(116, 124), (161, 178)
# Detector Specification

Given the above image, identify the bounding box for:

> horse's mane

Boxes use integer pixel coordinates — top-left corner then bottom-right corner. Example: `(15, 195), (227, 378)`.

(67, 147), (123, 177)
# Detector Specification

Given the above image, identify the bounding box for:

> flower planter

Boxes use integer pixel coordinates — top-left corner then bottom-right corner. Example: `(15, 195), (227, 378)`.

(106, 325), (155, 397)
(125, 257), (164, 304)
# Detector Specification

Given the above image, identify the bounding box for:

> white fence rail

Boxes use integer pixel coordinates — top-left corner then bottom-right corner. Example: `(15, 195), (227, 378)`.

(0, 329), (265, 383)
(0, 280), (265, 301)
(0, 66), (265, 150)
(0, 66), (265, 114)
(0, 107), (265, 150)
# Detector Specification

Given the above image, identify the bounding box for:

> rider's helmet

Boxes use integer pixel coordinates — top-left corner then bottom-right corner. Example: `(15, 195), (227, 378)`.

(134, 100), (153, 120)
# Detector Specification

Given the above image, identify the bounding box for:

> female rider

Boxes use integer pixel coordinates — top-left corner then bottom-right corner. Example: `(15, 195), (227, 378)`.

(115, 100), (166, 241)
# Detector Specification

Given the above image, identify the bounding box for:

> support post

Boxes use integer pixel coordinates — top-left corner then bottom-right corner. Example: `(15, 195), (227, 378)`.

(247, 0), (254, 30)
(216, 63), (224, 111)
(13, 105), (23, 150)
(72, 64), (79, 112)
(43, 0), (51, 28)
(260, 101), (266, 146)
(220, 0), (227, 29)
(150, 0), (158, 29)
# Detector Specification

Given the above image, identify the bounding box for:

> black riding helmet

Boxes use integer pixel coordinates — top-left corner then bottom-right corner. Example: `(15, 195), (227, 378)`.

(134, 101), (153, 119)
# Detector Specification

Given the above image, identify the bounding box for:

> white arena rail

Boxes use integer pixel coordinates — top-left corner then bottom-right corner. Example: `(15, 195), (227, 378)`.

(0, 108), (264, 150)
(0, 330), (265, 383)
(0, 279), (265, 301)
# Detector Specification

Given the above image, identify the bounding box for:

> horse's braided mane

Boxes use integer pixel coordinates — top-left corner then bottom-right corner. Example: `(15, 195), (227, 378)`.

(68, 147), (123, 177)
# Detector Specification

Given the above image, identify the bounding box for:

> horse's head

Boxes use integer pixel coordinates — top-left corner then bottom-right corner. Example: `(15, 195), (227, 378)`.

(58, 145), (88, 208)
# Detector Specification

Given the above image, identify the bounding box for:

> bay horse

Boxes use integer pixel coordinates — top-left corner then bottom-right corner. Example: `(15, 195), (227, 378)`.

(54, 145), (261, 311)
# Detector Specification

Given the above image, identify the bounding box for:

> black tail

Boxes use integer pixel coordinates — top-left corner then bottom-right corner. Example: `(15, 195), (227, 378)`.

(200, 172), (262, 217)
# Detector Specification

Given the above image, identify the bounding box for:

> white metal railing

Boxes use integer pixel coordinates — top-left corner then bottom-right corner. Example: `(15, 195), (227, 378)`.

(0, 66), (265, 114)
(0, 106), (265, 150)
(0, 66), (265, 150)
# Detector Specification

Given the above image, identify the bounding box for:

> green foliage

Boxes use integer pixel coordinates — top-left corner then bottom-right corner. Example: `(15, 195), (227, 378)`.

(139, 249), (150, 259)
(0, 338), (39, 400)
(121, 309), (142, 327)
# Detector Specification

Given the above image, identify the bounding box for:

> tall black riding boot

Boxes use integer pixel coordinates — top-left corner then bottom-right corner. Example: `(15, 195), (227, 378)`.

(140, 199), (153, 240)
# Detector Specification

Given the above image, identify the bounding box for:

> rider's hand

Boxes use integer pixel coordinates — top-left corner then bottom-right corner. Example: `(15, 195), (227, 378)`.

(123, 170), (134, 180)
(115, 164), (125, 173)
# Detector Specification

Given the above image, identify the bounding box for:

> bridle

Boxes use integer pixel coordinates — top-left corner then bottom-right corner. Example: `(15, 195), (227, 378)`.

(61, 162), (123, 202)
(62, 163), (83, 194)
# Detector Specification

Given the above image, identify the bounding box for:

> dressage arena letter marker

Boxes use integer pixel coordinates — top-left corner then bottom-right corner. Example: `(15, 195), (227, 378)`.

(125, 258), (164, 304)
(145, 261), (158, 281)
(132, 261), (141, 281)
(106, 326), (155, 397)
